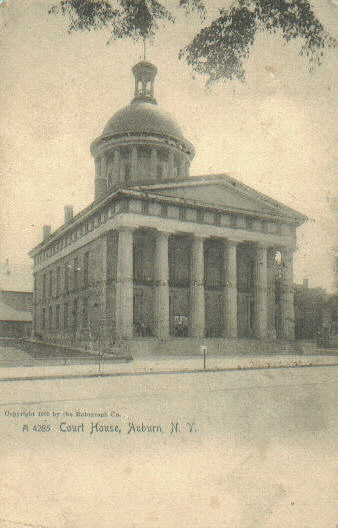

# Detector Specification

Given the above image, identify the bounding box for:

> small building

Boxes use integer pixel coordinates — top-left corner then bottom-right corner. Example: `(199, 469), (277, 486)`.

(0, 262), (33, 338)
(29, 61), (306, 351)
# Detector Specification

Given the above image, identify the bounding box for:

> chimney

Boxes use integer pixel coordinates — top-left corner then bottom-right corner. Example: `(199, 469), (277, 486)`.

(64, 205), (74, 224)
(43, 225), (51, 241)
(303, 279), (309, 289)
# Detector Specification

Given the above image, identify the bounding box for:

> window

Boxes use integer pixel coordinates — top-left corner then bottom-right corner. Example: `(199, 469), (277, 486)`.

(48, 306), (52, 330)
(205, 246), (222, 288)
(125, 162), (131, 182)
(42, 308), (46, 330)
(64, 263), (69, 294)
(121, 198), (129, 212)
(74, 256), (79, 290)
(64, 303), (69, 329)
(43, 273), (47, 299)
(107, 171), (112, 188)
(134, 244), (146, 282)
(83, 297), (88, 328)
(142, 201), (149, 214)
(197, 210), (204, 223)
(49, 270), (53, 297)
(84, 252), (89, 287)
(56, 267), (61, 295)
(214, 213), (221, 226)
(246, 217), (253, 230)
(72, 299), (78, 334)
(237, 257), (254, 292)
(56, 305), (60, 330)
(179, 207), (186, 221)
(161, 204), (168, 217)
(157, 165), (163, 180)
(169, 238), (190, 286)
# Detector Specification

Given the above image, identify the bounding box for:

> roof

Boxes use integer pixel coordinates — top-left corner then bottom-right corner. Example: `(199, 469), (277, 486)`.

(0, 300), (32, 322)
(102, 101), (184, 141)
(134, 174), (308, 225)
(29, 173), (307, 256)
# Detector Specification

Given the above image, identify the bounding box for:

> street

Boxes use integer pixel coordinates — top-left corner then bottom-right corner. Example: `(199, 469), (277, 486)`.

(0, 366), (337, 528)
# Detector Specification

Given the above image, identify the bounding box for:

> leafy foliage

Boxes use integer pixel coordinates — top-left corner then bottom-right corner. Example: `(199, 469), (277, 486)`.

(178, 0), (206, 17)
(49, 0), (175, 41)
(49, 0), (335, 82)
(181, 0), (336, 82)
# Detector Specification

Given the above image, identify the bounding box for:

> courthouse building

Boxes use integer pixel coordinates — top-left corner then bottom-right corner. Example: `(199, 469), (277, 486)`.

(29, 61), (306, 350)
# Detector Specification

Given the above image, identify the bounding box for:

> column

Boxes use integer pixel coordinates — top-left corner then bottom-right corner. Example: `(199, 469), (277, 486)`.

(178, 156), (185, 181)
(155, 231), (170, 339)
(116, 227), (134, 339)
(113, 149), (120, 185)
(95, 154), (107, 200)
(94, 157), (101, 179)
(280, 247), (295, 340)
(224, 240), (238, 338)
(168, 151), (174, 180)
(267, 248), (277, 339)
(190, 235), (205, 338)
(185, 159), (190, 178)
(101, 154), (108, 179)
(150, 148), (157, 181)
(131, 147), (138, 182)
(253, 244), (268, 339)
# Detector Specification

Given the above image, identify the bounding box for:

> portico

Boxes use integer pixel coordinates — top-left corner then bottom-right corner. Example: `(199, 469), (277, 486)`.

(113, 220), (295, 341)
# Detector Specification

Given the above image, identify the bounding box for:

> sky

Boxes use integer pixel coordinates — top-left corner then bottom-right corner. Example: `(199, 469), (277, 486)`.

(0, 0), (337, 292)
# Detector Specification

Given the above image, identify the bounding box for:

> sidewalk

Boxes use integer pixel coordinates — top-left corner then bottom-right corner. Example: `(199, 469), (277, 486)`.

(0, 354), (337, 382)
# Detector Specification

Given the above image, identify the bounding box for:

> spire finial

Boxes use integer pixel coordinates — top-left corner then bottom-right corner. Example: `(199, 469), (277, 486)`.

(143, 37), (146, 61)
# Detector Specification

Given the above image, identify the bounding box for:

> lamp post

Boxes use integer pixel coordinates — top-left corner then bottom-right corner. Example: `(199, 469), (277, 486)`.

(200, 345), (207, 370)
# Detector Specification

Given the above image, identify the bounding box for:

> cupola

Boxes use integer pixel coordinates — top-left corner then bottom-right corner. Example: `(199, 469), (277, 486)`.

(90, 60), (195, 200)
(131, 61), (157, 104)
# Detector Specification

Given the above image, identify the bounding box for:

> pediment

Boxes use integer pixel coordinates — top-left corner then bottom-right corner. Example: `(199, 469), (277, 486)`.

(157, 183), (275, 213)
(134, 175), (307, 224)
(146, 183), (294, 221)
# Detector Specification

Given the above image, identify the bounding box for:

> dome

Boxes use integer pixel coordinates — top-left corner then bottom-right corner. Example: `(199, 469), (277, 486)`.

(91, 60), (195, 199)
(102, 102), (184, 141)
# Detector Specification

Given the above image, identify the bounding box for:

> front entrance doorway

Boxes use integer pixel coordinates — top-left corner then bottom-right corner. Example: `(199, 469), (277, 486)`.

(205, 291), (223, 337)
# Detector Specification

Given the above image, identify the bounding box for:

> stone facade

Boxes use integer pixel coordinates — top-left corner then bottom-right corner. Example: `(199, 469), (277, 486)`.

(29, 61), (306, 348)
